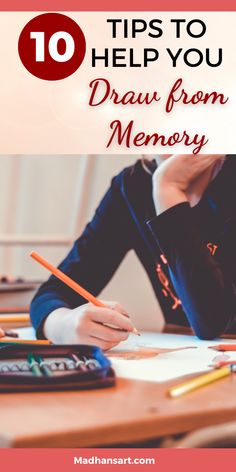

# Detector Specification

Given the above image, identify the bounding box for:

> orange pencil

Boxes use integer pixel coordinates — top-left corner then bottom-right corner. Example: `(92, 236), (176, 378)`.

(0, 339), (51, 345)
(0, 314), (30, 323)
(30, 251), (139, 335)
(209, 344), (236, 352)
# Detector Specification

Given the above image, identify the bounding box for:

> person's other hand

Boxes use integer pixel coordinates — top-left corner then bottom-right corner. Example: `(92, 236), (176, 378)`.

(152, 154), (225, 214)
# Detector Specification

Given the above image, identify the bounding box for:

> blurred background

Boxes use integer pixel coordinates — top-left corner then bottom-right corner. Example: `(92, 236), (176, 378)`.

(0, 155), (164, 331)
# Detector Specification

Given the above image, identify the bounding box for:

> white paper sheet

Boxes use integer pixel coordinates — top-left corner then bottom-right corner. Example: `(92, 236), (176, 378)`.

(107, 332), (236, 383)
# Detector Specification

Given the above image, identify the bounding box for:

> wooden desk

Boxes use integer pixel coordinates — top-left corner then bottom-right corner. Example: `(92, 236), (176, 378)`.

(1, 368), (236, 447)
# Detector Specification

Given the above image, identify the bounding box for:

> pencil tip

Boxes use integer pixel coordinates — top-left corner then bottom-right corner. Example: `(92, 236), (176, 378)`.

(133, 328), (141, 336)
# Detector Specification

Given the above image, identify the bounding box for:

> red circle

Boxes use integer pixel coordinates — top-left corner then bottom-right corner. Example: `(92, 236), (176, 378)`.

(18, 13), (86, 80)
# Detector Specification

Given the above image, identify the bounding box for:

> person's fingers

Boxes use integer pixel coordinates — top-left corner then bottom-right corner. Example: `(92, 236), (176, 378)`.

(90, 335), (119, 351)
(69, 329), (118, 351)
(0, 328), (5, 338)
(173, 154), (224, 165)
(193, 154), (225, 164)
(100, 300), (130, 317)
(88, 320), (130, 343)
(198, 154), (225, 159)
(186, 155), (225, 175)
(89, 306), (135, 332)
(179, 154), (224, 159)
(199, 155), (225, 164)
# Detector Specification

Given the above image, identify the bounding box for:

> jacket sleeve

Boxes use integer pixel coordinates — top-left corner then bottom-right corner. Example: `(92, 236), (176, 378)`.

(30, 173), (135, 336)
(147, 202), (236, 339)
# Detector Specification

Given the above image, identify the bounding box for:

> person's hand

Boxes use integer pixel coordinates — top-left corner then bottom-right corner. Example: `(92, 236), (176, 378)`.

(152, 154), (225, 214)
(43, 301), (136, 350)
(0, 328), (5, 338)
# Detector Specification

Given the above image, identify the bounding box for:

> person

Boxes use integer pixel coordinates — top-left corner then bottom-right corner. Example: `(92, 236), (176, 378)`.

(30, 154), (236, 349)
(0, 328), (5, 339)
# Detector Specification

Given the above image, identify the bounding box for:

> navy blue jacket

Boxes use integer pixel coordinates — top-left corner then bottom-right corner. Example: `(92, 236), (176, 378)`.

(30, 157), (236, 339)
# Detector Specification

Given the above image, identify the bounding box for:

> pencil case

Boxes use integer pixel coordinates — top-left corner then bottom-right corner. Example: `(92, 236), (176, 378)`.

(0, 343), (115, 392)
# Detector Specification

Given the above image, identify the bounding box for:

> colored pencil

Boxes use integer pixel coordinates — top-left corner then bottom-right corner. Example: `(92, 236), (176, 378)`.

(0, 339), (51, 345)
(168, 365), (235, 398)
(0, 314), (30, 323)
(0, 328), (19, 339)
(3, 330), (19, 338)
(30, 251), (139, 335)
(83, 355), (97, 371)
(71, 353), (87, 372)
(35, 355), (53, 377)
(28, 353), (42, 377)
(209, 344), (236, 351)
(211, 361), (236, 368)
